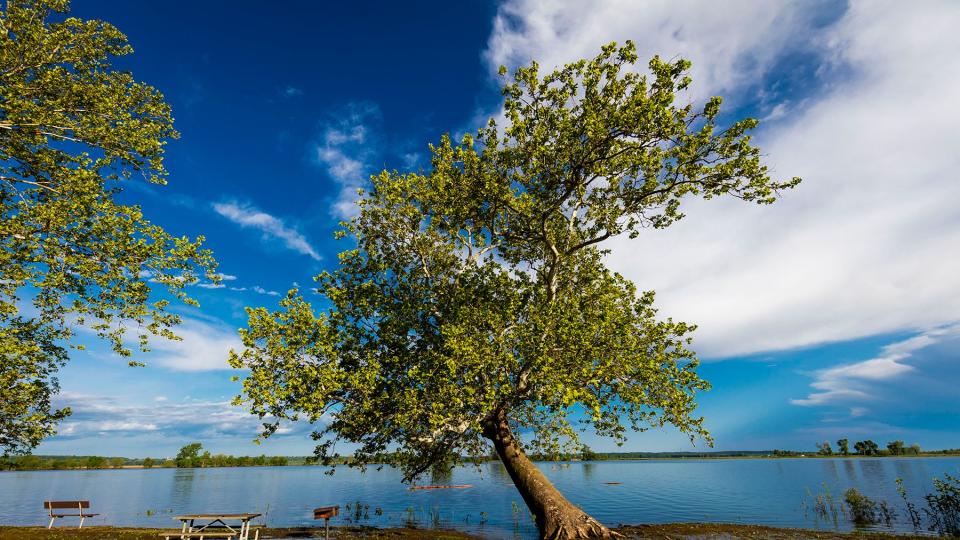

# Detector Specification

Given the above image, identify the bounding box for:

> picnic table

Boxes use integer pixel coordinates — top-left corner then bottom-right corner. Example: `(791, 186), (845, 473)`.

(161, 513), (262, 540)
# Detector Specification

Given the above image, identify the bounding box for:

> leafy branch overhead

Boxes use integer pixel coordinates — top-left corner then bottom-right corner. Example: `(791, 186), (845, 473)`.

(232, 41), (799, 539)
(0, 0), (217, 454)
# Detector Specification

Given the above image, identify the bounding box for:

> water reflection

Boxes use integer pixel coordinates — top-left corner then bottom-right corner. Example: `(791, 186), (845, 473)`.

(171, 468), (196, 507)
(429, 466), (453, 485)
(893, 458), (915, 480)
(485, 461), (511, 484)
(820, 460), (839, 482)
(582, 462), (596, 481)
(842, 459), (858, 482)
(859, 459), (886, 486)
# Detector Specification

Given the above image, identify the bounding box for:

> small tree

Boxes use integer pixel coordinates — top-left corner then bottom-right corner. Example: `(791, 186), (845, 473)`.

(142, 457), (155, 469)
(0, 0), (217, 455)
(175, 443), (202, 468)
(887, 440), (905, 455)
(837, 438), (850, 456)
(854, 440), (879, 456)
(580, 445), (599, 462)
(232, 41), (799, 539)
(816, 441), (833, 455)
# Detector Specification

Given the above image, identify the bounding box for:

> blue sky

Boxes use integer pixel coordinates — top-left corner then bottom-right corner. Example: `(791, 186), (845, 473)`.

(37, 0), (960, 457)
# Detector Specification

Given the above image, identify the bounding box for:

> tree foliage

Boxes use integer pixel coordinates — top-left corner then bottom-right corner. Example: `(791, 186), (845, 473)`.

(854, 439), (880, 456)
(231, 41), (798, 538)
(837, 438), (850, 455)
(0, 0), (216, 455)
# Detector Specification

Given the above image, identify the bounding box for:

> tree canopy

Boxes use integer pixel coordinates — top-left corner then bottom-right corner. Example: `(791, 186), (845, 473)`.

(232, 41), (799, 539)
(0, 0), (216, 455)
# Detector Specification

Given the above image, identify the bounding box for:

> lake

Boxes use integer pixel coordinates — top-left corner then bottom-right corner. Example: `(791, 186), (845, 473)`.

(2, 457), (958, 539)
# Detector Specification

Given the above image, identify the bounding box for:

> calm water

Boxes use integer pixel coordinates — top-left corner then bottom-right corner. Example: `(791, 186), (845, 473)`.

(2, 457), (958, 539)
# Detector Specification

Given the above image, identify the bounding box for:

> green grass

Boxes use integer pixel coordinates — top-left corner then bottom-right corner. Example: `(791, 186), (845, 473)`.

(0, 526), (480, 539)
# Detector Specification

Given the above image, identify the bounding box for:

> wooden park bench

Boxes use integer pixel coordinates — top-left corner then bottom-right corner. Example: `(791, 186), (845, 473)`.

(44, 500), (99, 529)
(314, 506), (339, 540)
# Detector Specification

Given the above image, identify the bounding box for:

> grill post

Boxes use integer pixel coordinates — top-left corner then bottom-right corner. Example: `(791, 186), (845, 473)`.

(313, 506), (339, 540)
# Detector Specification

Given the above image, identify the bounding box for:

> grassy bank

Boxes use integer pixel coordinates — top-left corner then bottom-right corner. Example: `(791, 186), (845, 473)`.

(0, 526), (477, 539)
(0, 525), (933, 539)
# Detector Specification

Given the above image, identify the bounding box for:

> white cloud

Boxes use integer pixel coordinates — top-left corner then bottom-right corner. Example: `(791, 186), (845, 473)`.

(53, 393), (279, 440)
(281, 86), (303, 98)
(486, 0), (815, 103)
(213, 201), (320, 260)
(193, 274), (237, 290)
(849, 407), (867, 418)
(144, 317), (242, 372)
(314, 103), (380, 218)
(252, 286), (280, 297)
(792, 324), (960, 407)
(486, 1), (960, 357)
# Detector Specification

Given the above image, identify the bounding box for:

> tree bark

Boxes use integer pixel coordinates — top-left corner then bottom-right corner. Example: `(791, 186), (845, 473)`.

(483, 411), (621, 540)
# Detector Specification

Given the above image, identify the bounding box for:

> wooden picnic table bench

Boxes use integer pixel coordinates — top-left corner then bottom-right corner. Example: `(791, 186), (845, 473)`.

(158, 525), (266, 539)
(160, 513), (262, 540)
(44, 500), (99, 529)
(159, 533), (236, 539)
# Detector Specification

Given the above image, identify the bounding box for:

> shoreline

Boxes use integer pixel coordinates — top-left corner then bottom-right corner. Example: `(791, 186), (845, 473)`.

(4, 453), (960, 472)
(0, 524), (933, 539)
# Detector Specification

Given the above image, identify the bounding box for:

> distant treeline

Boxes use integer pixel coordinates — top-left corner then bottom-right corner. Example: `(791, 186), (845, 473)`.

(802, 439), (960, 458)
(0, 442), (289, 471)
(0, 455), (138, 470)
(564, 449), (772, 460)
(5, 444), (959, 471)
(531, 444), (960, 462)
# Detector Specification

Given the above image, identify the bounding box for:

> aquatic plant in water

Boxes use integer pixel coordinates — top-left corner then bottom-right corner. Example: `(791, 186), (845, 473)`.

(803, 483), (841, 528)
(923, 473), (960, 537)
(843, 488), (895, 527)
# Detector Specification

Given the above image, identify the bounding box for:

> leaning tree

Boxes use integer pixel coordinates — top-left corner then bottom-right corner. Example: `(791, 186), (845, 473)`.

(0, 0), (217, 455)
(231, 42), (799, 539)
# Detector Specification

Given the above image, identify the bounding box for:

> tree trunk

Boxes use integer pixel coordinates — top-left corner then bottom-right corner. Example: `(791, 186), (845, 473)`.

(483, 411), (621, 540)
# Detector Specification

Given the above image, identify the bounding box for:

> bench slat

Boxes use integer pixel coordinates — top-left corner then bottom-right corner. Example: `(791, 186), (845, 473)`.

(45, 501), (91, 509)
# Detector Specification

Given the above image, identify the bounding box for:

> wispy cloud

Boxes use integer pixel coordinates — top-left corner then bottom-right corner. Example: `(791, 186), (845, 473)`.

(213, 201), (320, 260)
(792, 324), (960, 407)
(487, 1), (960, 357)
(193, 273), (238, 290)
(280, 86), (303, 98)
(252, 286), (280, 297)
(314, 102), (381, 218)
(139, 316), (242, 372)
(52, 393), (290, 441)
